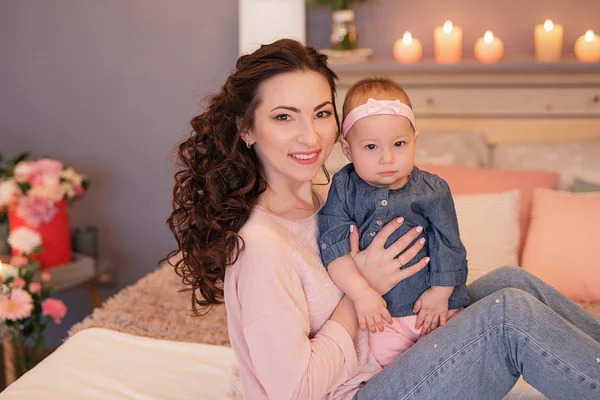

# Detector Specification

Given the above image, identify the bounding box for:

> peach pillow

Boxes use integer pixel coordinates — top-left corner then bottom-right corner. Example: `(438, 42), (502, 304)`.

(418, 164), (560, 254)
(521, 189), (600, 302)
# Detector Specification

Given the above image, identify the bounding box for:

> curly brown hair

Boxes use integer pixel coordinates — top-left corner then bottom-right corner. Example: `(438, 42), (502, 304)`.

(163, 39), (340, 316)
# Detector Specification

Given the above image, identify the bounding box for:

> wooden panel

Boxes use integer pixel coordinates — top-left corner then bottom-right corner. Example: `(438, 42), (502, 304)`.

(408, 87), (600, 117)
(416, 118), (600, 145)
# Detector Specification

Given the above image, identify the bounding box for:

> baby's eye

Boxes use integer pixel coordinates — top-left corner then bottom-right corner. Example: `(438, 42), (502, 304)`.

(365, 144), (376, 150)
(275, 114), (290, 121)
(394, 141), (406, 147)
(315, 110), (332, 119)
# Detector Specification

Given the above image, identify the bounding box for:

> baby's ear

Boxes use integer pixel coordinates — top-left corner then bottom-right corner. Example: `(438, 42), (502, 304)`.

(339, 138), (353, 162)
(414, 130), (420, 142)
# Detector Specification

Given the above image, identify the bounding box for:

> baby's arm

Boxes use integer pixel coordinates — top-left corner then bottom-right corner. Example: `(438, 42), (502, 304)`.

(318, 171), (391, 332)
(415, 176), (468, 334)
(328, 254), (391, 332)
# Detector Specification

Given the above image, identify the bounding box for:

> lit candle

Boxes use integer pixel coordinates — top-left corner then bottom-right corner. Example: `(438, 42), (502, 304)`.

(574, 30), (600, 63)
(393, 32), (423, 64)
(534, 19), (563, 63)
(0, 261), (19, 280)
(474, 31), (504, 64)
(434, 20), (463, 64)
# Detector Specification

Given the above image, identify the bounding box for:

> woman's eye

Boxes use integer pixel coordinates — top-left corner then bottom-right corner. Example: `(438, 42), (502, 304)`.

(316, 110), (332, 119)
(394, 141), (406, 147)
(365, 144), (376, 150)
(275, 114), (290, 121)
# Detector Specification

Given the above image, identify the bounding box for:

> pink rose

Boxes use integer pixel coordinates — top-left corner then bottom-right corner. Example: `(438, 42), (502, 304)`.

(41, 298), (67, 324)
(9, 255), (29, 267)
(29, 282), (42, 294)
(29, 159), (63, 187)
(12, 278), (26, 289)
(41, 272), (52, 282)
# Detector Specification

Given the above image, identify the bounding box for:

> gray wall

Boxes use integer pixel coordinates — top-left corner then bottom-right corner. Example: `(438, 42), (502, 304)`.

(0, 0), (238, 345)
(307, 0), (600, 58)
(0, 0), (597, 345)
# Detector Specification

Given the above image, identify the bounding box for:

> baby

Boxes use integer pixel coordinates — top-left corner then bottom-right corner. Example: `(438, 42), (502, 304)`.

(318, 78), (470, 367)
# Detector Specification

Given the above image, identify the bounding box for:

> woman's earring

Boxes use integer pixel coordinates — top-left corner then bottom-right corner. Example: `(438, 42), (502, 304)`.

(246, 142), (251, 149)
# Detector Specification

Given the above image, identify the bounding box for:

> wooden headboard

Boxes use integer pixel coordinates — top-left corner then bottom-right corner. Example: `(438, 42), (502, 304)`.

(332, 57), (600, 145)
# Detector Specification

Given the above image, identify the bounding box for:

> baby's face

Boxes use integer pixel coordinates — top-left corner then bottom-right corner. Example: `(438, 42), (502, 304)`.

(341, 114), (418, 189)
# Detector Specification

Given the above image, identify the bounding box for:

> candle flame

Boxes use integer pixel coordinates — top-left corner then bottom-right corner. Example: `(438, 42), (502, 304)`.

(403, 32), (413, 45)
(585, 30), (595, 41)
(443, 21), (453, 34)
(484, 31), (494, 43)
(544, 20), (554, 32)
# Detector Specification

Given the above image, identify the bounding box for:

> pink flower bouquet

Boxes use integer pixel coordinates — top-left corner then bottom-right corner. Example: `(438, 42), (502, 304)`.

(0, 156), (89, 227)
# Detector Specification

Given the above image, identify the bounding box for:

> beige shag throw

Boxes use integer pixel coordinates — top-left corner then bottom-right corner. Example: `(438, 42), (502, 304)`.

(68, 263), (230, 346)
(69, 263), (600, 348)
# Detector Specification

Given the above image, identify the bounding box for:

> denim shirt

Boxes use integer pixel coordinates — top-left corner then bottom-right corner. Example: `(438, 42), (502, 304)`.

(318, 164), (470, 317)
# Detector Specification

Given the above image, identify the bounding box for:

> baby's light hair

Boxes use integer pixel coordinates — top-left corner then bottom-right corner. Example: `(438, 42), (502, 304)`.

(342, 78), (413, 120)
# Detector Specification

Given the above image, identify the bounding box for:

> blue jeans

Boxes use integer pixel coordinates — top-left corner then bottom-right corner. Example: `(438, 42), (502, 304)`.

(354, 266), (600, 400)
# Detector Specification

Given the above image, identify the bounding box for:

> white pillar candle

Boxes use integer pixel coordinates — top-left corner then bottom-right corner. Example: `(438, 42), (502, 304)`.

(393, 32), (423, 64)
(474, 31), (504, 64)
(574, 30), (600, 63)
(434, 20), (463, 64)
(535, 19), (563, 63)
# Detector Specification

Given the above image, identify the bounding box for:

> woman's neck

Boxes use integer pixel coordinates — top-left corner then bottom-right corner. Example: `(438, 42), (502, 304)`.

(258, 180), (318, 219)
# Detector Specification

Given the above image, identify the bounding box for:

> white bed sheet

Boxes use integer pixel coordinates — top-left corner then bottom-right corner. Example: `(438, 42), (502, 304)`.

(1, 328), (239, 400)
(0, 327), (544, 399)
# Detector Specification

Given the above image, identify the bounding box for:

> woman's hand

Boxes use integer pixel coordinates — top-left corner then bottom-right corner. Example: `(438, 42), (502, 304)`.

(349, 218), (430, 295)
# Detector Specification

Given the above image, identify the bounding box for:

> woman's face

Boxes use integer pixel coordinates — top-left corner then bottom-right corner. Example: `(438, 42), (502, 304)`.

(245, 70), (337, 187)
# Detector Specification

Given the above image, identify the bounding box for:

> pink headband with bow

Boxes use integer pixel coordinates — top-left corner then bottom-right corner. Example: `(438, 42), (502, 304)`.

(342, 98), (416, 138)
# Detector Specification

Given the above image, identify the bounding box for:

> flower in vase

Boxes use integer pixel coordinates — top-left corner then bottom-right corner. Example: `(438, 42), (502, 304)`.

(41, 298), (67, 324)
(8, 227), (42, 255)
(9, 255), (29, 267)
(29, 159), (63, 187)
(12, 278), (26, 289)
(40, 272), (52, 282)
(0, 288), (34, 321)
(15, 195), (57, 227)
(61, 167), (86, 200)
(0, 179), (21, 209)
(28, 183), (66, 204)
(29, 282), (42, 294)
(13, 161), (36, 183)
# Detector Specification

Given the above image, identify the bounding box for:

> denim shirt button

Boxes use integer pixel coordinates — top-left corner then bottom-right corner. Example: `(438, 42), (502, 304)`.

(376, 220), (383, 226)
(321, 243), (327, 249)
(381, 200), (388, 206)
(369, 231), (376, 237)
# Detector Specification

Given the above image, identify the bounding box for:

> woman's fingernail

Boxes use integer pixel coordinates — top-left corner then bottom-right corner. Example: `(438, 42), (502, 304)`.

(425, 257), (431, 263)
(397, 217), (404, 223)
(416, 226), (423, 233)
(350, 225), (354, 233)
(419, 238), (426, 245)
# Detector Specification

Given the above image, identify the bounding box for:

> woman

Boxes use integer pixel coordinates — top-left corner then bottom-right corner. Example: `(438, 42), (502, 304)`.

(166, 39), (600, 400)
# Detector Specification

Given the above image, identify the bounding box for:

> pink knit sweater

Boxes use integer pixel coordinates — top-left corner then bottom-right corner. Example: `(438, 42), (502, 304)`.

(224, 201), (381, 400)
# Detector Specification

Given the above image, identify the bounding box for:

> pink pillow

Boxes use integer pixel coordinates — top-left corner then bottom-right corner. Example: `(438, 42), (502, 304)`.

(521, 189), (600, 302)
(418, 164), (560, 254)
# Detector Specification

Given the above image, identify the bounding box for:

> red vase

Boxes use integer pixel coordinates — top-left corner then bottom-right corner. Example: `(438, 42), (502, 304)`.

(8, 200), (73, 270)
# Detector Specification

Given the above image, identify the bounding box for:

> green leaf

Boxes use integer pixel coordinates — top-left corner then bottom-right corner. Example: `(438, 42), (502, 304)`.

(12, 152), (30, 165)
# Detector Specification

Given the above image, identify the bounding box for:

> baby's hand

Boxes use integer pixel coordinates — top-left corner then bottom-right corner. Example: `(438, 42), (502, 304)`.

(413, 286), (454, 335)
(354, 287), (392, 333)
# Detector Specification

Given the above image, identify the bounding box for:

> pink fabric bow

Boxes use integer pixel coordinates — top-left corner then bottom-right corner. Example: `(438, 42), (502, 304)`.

(366, 98), (402, 115)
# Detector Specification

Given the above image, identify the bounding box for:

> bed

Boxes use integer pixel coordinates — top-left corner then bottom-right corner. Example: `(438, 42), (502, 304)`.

(2, 63), (599, 399)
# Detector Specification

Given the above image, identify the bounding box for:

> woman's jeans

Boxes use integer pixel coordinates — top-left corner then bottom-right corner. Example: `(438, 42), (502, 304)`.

(354, 266), (600, 400)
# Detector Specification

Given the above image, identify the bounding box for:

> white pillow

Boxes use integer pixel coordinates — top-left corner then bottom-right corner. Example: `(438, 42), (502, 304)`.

(453, 190), (520, 285)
